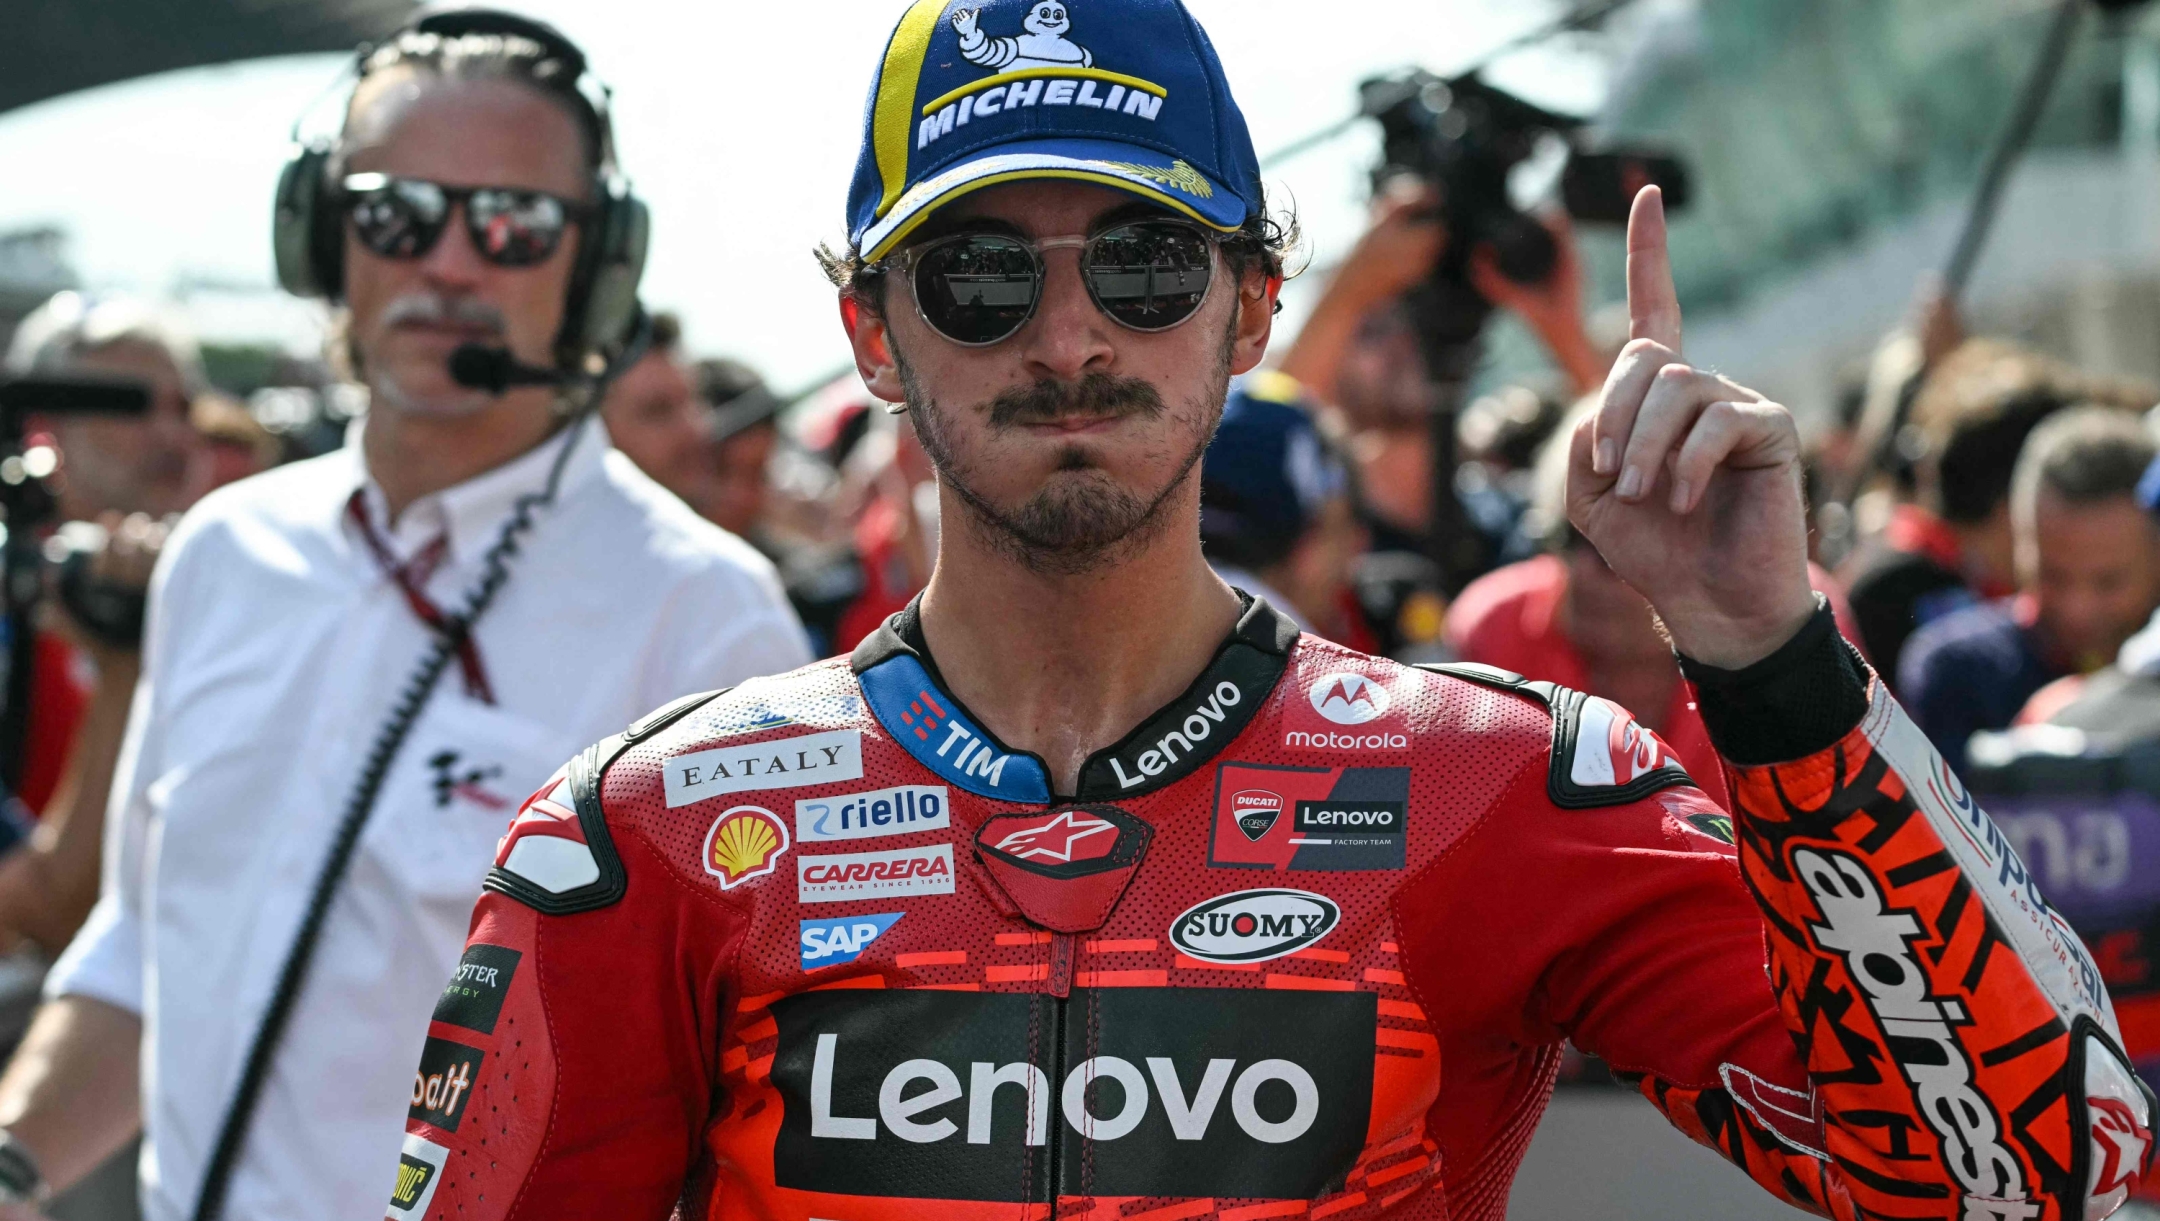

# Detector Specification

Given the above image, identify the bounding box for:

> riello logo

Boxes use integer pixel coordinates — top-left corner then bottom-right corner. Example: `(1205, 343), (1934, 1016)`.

(1170, 889), (1340, 964)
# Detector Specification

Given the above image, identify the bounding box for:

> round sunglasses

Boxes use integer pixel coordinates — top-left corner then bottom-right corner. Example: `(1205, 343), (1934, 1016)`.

(881, 220), (1221, 347)
(341, 173), (591, 268)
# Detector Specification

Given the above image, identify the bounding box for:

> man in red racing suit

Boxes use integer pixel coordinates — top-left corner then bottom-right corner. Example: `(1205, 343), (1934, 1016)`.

(384, 1), (2154, 1216)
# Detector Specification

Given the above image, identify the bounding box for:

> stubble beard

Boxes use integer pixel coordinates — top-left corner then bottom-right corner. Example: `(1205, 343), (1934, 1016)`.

(902, 313), (1239, 578)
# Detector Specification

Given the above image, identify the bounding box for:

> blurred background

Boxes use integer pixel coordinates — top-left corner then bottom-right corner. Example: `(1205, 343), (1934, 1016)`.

(12, 0), (2160, 1216)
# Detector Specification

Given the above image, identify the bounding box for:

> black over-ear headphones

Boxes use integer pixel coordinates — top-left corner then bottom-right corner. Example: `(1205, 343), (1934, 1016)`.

(270, 7), (649, 370)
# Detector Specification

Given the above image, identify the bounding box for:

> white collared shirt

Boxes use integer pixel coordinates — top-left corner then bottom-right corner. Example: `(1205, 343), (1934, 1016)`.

(48, 414), (812, 1221)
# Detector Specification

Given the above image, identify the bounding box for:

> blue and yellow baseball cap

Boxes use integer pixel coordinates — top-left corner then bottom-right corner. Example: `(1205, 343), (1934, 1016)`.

(846, 0), (1263, 263)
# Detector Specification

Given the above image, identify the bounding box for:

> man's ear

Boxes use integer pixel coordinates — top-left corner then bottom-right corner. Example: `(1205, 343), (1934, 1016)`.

(1228, 269), (1278, 377)
(840, 294), (907, 404)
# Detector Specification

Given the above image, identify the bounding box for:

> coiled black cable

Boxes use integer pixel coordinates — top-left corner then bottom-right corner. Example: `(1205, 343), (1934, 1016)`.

(189, 413), (588, 1221)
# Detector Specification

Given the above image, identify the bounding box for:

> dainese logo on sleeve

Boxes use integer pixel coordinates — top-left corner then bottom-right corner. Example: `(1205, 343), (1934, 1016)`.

(704, 805), (791, 889)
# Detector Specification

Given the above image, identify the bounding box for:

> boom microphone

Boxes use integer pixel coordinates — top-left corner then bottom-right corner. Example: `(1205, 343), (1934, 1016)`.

(448, 344), (568, 394)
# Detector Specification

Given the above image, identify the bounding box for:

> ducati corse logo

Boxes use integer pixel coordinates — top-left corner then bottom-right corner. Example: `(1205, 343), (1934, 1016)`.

(1169, 889), (1340, 964)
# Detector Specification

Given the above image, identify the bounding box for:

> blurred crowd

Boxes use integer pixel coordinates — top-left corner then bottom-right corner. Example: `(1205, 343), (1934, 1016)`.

(17, 167), (2160, 984)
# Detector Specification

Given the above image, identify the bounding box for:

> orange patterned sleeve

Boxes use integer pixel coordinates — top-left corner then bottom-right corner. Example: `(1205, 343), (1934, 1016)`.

(1647, 679), (2155, 1221)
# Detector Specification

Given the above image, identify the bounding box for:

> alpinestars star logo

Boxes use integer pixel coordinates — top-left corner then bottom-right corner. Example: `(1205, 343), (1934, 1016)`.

(1309, 674), (1389, 726)
(2091, 1095), (2153, 1197)
(994, 809), (1119, 863)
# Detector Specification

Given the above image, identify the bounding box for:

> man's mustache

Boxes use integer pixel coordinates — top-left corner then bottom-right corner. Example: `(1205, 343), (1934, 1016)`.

(985, 373), (1164, 429)
(379, 293), (506, 336)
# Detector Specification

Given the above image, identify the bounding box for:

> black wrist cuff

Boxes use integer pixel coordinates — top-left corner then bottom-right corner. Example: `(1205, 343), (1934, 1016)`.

(1676, 596), (1872, 766)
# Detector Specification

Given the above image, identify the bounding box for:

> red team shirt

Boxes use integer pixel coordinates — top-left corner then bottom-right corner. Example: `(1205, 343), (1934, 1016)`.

(390, 598), (2152, 1221)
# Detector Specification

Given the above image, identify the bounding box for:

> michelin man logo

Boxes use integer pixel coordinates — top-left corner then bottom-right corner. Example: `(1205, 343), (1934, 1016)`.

(953, 3), (1094, 72)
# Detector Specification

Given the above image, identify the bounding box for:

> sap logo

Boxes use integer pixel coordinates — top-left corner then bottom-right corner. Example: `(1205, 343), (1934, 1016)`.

(1795, 848), (2030, 1207)
(1309, 674), (1389, 726)
(1106, 680), (1245, 789)
(1170, 889), (1340, 964)
(801, 913), (905, 970)
(799, 844), (956, 903)
(808, 1034), (1319, 1146)
(797, 785), (948, 844)
(663, 729), (864, 808)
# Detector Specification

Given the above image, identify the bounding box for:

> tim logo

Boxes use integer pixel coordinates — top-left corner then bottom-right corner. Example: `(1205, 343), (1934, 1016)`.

(428, 750), (510, 810)
(1309, 674), (1389, 726)
(894, 689), (951, 744)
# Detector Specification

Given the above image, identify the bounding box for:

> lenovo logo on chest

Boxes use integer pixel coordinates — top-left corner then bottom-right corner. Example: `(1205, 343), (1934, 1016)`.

(767, 988), (1375, 1202)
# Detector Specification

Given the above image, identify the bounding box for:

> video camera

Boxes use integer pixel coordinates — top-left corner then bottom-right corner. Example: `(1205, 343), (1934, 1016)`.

(1360, 68), (1690, 384)
(1355, 69), (1689, 593)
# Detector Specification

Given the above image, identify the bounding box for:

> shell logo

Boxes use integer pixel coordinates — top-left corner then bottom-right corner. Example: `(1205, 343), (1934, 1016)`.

(703, 805), (790, 889)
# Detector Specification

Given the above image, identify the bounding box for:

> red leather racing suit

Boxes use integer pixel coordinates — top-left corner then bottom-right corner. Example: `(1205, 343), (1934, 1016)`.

(387, 598), (2153, 1220)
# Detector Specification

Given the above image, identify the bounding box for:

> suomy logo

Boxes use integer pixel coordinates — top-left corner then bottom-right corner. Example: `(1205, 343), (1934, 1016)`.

(1170, 889), (1341, 964)
(1309, 674), (1389, 726)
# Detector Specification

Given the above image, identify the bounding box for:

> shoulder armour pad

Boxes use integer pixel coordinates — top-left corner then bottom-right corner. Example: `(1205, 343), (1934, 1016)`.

(627, 687), (726, 742)
(1417, 663), (1695, 808)
(482, 735), (633, 915)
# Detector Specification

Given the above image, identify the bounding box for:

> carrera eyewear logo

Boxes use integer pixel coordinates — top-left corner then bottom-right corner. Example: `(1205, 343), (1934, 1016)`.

(1170, 889), (1340, 964)
(769, 988), (1374, 1201)
(799, 844), (956, 903)
(704, 805), (791, 889)
(1309, 673), (1389, 726)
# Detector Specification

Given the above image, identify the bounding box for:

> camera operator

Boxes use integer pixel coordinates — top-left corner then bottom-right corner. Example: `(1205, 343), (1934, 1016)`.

(0, 14), (810, 1219)
(1277, 182), (1604, 641)
(1900, 406), (2160, 770)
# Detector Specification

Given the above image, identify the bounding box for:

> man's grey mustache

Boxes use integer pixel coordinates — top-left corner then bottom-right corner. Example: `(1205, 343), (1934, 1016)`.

(379, 294), (506, 336)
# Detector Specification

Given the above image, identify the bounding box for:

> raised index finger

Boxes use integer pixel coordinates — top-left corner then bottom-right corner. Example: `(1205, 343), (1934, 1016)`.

(1626, 185), (1681, 354)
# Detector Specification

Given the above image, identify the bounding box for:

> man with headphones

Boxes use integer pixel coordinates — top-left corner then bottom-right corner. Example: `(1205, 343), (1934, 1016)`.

(0, 11), (810, 1219)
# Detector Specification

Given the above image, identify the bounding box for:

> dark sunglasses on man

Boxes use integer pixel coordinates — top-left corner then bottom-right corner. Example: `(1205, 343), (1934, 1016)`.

(873, 217), (1223, 347)
(341, 173), (591, 268)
